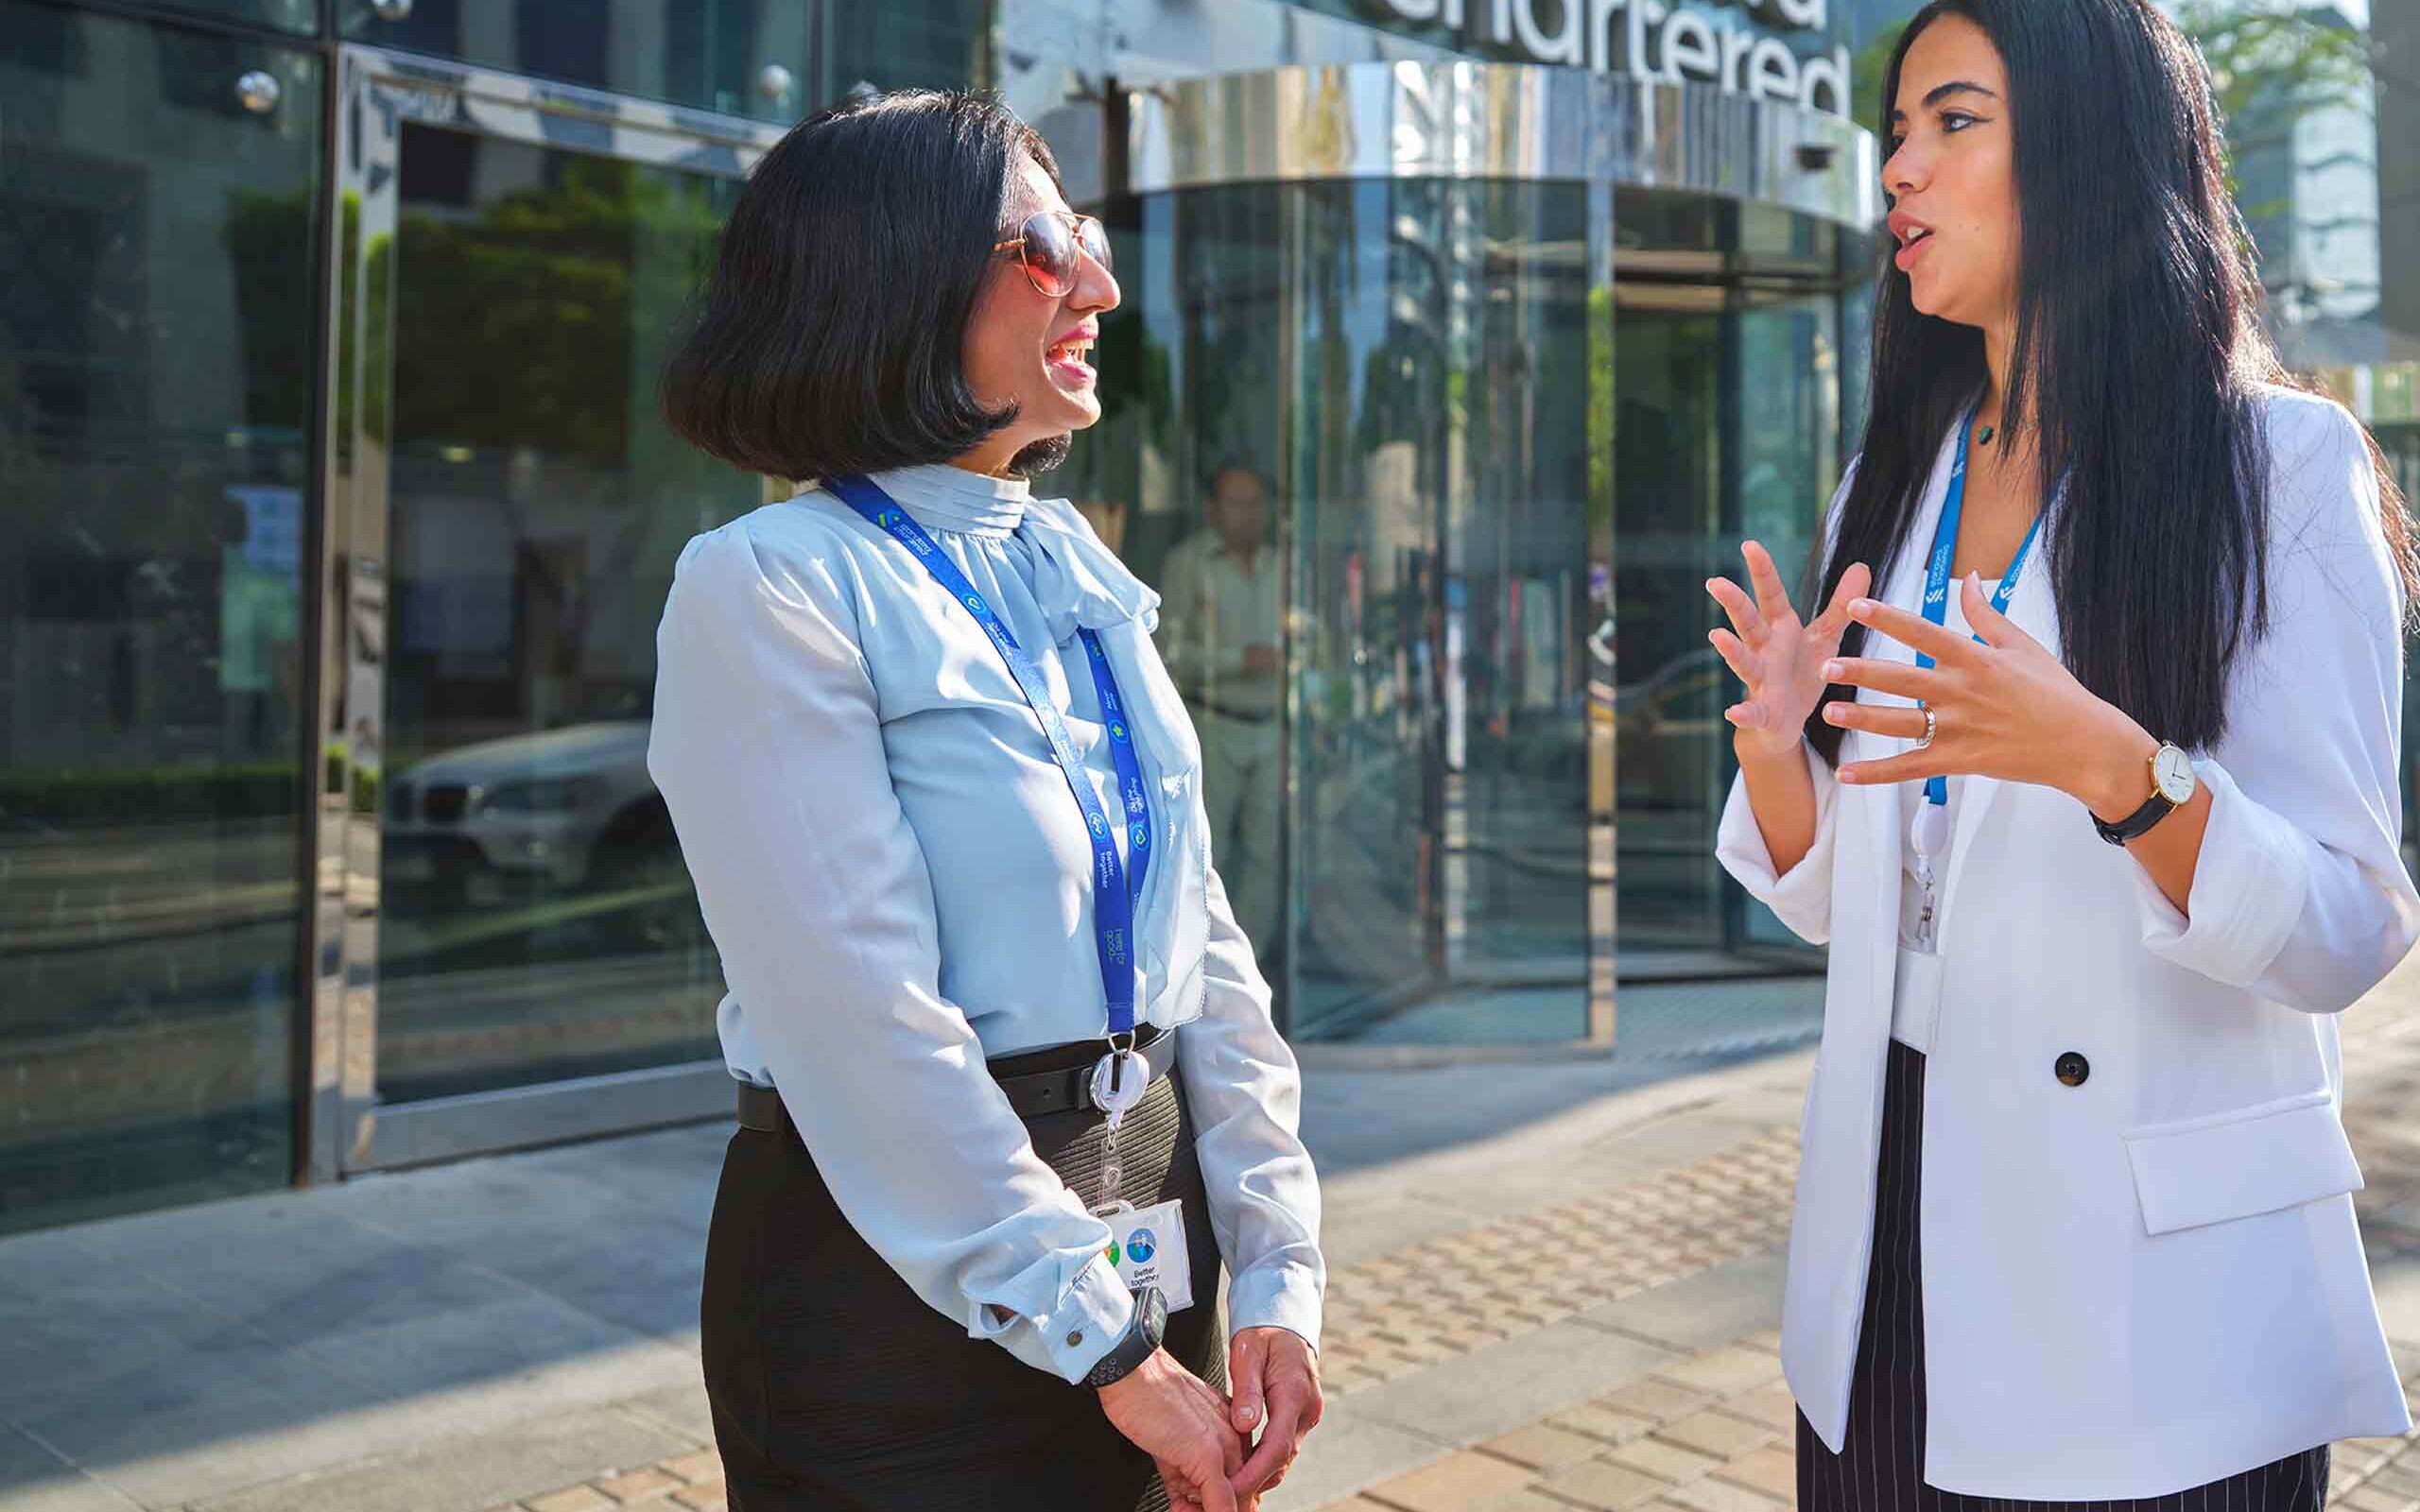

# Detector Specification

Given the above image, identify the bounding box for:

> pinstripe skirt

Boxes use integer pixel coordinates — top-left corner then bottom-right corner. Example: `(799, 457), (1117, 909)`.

(1795, 1039), (2332, 1511)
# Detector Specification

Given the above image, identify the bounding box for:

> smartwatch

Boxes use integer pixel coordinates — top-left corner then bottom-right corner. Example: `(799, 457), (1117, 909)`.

(1084, 1285), (1167, 1390)
(2092, 742), (2197, 846)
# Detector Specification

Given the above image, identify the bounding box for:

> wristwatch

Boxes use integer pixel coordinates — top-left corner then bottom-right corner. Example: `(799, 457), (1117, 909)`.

(2092, 741), (2197, 846)
(1084, 1285), (1167, 1389)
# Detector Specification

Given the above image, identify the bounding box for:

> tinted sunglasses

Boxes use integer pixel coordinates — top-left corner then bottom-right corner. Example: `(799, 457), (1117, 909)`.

(993, 211), (1114, 299)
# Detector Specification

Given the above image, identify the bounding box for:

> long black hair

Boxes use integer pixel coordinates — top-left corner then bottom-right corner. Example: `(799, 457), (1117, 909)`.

(663, 89), (1059, 481)
(1806, 0), (2416, 765)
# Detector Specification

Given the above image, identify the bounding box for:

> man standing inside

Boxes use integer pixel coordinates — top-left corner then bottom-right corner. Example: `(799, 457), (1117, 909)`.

(1157, 461), (1283, 961)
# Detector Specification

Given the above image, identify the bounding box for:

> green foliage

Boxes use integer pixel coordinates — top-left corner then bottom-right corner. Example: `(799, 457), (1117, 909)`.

(2178, 0), (2373, 129)
(2178, 1), (2376, 223)
(391, 158), (724, 460)
(1850, 22), (1909, 140)
(0, 763), (302, 828)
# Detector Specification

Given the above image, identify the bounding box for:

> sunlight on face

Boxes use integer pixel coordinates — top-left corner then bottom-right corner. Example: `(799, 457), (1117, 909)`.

(956, 156), (1121, 476)
(1881, 14), (2021, 333)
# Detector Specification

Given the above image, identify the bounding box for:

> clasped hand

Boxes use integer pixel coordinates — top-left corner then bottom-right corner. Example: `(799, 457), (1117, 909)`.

(1098, 1327), (1324, 1511)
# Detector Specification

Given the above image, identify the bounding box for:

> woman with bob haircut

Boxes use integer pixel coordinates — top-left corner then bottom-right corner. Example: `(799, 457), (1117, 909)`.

(649, 90), (1325, 1512)
(1708, 0), (2418, 1505)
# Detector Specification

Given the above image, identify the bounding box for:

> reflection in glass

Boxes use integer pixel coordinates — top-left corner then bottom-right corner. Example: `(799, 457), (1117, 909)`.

(1613, 281), (1839, 971)
(375, 126), (758, 1103)
(1081, 180), (1595, 1043)
(1155, 461), (1285, 958)
(0, 6), (319, 1232)
(339, 0), (985, 124)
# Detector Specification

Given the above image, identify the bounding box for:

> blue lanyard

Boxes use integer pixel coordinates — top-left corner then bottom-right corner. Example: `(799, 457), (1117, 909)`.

(824, 474), (1151, 1038)
(1918, 412), (2043, 807)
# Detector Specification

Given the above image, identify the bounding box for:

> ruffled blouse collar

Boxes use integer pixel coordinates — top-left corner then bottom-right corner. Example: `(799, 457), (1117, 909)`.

(868, 463), (1030, 539)
(842, 465), (1160, 641)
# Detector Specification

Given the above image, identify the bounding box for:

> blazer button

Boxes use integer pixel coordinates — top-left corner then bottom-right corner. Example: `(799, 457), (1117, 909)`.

(2054, 1052), (2090, 1087)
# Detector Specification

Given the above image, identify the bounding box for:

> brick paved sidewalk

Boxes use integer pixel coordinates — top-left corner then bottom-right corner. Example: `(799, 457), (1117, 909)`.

(1315, 1331), (2420, 1512)
(162, 958), (2420, 1512)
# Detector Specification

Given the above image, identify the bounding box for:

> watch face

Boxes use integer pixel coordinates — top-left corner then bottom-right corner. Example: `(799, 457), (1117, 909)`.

(2152, 744), (2196, 803)
(1138, 1286), (1167, 1337)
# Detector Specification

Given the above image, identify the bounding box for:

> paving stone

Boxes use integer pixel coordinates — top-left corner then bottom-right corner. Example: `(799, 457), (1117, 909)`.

(1717, 1383), (1799, 1434)
(1654, 1471), (1788, 1512)
(668, 1489), (726, 1512)
(2375, 1462), (2420, 1499)
(1361, 1451), (1537, 1512)
(1597, 1380), (1717, 1426)
(1708, 1446), (1797, 1502)
(1651, 1411), (1773, 1461)
(525, 1491), (615, 1512)
(2342, 1486), (2417, 1512)
(1604, 1438), (1723, 1486)
(1654, 1348), (1778, 1397)
(594, 1468), (683, 1503)
(1535, 1458), (1670, 1511)
(658, 1451), (724, 1485)
(1548, 1404), (1659, 1446)
(1476, 1424), (1605, 1472)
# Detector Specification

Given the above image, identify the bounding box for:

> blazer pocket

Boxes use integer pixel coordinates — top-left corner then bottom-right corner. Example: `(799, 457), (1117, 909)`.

(2122, 1089), (2364, 1237)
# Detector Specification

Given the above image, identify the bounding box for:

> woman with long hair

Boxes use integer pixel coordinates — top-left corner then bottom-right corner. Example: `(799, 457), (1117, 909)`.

(1708, 1), (2418, 1504)
(650, 91), (1324, 1511)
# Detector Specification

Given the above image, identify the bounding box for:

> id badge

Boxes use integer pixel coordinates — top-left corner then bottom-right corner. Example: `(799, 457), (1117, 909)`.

(1100, 1199), (1194, 1314)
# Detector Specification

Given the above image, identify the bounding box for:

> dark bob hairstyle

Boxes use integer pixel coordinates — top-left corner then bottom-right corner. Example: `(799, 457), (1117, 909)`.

(1804, 0), (2416, 765)
(663, 90), (1059, 482)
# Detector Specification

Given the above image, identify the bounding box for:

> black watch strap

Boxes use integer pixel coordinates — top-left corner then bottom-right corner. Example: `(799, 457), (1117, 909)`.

(2092, 787), (2177, 847)
(1083, 1285), (1167, 1389)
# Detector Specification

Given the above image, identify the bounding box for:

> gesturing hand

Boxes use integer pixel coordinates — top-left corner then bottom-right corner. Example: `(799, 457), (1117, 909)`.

(1227, 1326), (1324, 1501)
(1817, 576), (2150, 802)
(1705, 541), (1873, 759)
(1097, 1349), (1247, 1512)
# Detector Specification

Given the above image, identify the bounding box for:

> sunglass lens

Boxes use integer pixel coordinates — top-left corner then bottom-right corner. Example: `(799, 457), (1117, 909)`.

(1022, 215), (1078, 297)
(1078, 217), (1114, 277)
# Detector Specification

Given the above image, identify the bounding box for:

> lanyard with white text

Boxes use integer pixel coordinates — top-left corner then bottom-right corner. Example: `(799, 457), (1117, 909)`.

(823, 474), (1152, 1042)
(1918, 412), (2044, 809)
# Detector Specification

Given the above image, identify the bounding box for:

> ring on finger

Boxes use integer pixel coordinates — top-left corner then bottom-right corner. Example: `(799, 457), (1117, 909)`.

(1914, 705), (1937, 749)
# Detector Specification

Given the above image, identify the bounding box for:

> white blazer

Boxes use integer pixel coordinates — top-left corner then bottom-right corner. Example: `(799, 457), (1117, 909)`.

(1718, 385), (2419, 1500)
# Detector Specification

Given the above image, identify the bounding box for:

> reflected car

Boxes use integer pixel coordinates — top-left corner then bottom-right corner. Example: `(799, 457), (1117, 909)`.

(383, 722), (697, 944)
(1610, 646), (1728, 812)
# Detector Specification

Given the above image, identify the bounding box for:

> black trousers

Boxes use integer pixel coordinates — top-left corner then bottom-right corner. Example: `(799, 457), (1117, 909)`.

(1797, 1040), (2332, 1512)
(700, 1045), (1227, 1512)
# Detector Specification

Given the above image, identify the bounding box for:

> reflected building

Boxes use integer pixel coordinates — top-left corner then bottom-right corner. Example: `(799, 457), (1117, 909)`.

(2, 0), (1883, 1234)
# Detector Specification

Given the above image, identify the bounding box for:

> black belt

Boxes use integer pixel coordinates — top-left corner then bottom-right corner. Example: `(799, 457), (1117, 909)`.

(737, 1023), (1174, 1134)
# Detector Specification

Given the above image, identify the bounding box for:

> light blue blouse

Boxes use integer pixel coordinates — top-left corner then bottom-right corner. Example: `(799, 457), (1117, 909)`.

(646, 463), (1325, 1384)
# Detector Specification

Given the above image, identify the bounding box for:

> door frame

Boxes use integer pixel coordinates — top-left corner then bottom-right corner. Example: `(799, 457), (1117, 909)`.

(301, 46), (786, 1179)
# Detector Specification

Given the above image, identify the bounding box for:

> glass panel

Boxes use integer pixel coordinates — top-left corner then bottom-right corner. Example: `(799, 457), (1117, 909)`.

(0, 6), (318, 1232)
(1612, 279), (1839, 973)
(339, 0), (985, 124)
(143, 0), (316, 36)
(373, 123), (757, 1104)
(1611, 286), (1728, 965)
(1086, 180), (1594, 1044)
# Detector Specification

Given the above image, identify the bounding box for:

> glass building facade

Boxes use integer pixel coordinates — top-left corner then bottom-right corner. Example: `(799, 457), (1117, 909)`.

(2, 0), (2407, 1235)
